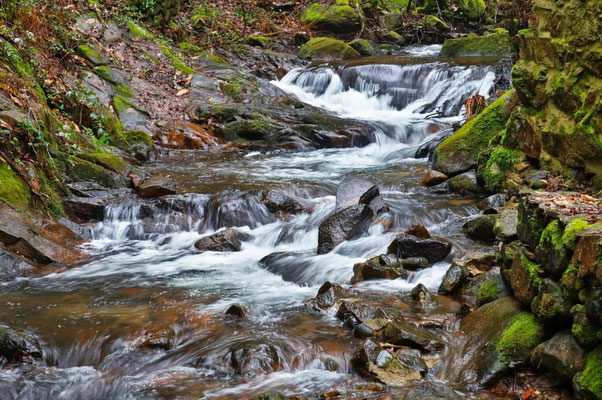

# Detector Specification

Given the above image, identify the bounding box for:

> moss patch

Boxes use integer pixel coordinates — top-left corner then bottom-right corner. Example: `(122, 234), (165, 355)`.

(160, 43), (195, 75)
(79, 152), (126, 174)
(299, 37), (360, 61)
(540, 220), (564, 250)
(481, 146), (520, 192)
(0, 161), (31, 209)
(440, 29), (513, 57)
(128, 21), (154, 40)
(77, 44), (108, 66)
(221, 82), (242, 101)
(496, 313), (544, 362)
(580, 346), (602, 399)
(477, 280), (499, 306)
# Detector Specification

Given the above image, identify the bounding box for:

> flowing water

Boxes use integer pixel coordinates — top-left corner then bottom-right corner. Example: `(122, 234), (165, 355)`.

(0, 46), (509, 399)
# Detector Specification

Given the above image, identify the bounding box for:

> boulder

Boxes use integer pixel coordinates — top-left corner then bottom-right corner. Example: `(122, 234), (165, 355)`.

(336, 174), (378, 212)
(349, 39), (376, 57)
(336, 301), (386, 324)
(300, 2), (362, 34)
(477, 194), (507, 214)
(0, 246), (34, 279)
(396, 349), (428, 377)
(400, 257), (429, 270)
(230, 341), (281, 376)
(352, 341), (422, 386)
(440, 29), (513, 57)
(447, 170), (483, 196)
(387, 234), (451, 264)
(575, 345), (602, 400)
(66, 196), (106, 222)
(194, 228), (250, 252)
(456, 0), (486, 21)
(381, 322), (444, 353)
(0, 326), (42, 364)
(309, 281), (348, 309)
(353, 323), (375, 338)
(455, 297), (545, 386)
(502, 248), (543, 307)
(138, 176), (177, 198)
(462, 214), (497, 242)
(531, 279), (572, 326)
(410, 284), (439, 311)
(438, 262), (470, 294)
(530, 332), (584, 383)
(493, 209), (518, 242)
(405, 225), (432, 239)
(153, 121), (220, 150)
(317, 204), (372, 254)
(299, 37), (361, 61)
(260, 190), (307, 216)
(77, 44), (109, 65)
(351, 255), (408, 283)
(225, 304), (248, 318)
(418, 170), (448, 187)
(403, 382), (462, 400)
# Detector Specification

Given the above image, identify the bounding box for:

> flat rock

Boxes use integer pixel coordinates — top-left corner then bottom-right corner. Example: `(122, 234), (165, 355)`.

(138, 176), (177, 198)
(194, 228), (250, 252)
(387, 234), (451, 264)
(419, 170), (448, 187)
(336, 174), (378, 212)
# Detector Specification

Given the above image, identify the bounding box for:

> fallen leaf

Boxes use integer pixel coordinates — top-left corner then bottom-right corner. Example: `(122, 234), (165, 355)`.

(522, 389), (533, 399)
(176, 89), (189, 97)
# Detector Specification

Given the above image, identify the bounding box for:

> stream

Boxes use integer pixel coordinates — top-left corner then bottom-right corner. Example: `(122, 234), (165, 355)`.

(0, 45), (511, 399)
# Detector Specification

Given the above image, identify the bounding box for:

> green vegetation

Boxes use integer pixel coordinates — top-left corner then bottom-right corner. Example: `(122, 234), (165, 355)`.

(477, 280), (499, 306)
(496, 313), (544, 361)
(440, 29), (513, 57)
(299, 37), (360, 61)
(0, 161), (31, 209)
(160, 43), (195, 75)
(580, 346), (602, 399)
(481, 147), (520, 192)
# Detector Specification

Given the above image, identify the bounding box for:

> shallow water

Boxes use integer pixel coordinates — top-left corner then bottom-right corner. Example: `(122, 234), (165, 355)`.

(0, 46), (508, 399)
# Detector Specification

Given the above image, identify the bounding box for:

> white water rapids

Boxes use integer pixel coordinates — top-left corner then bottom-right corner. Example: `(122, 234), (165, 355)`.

(0, 46), (503, 399)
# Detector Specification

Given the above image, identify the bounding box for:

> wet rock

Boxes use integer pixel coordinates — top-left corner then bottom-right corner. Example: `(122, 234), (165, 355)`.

(366, 356), (422, 386)
(138, 176), (177, 198)
(351, 256), (408, 284)
(0, 204), (83, 265)
(230, 341), (281, 377)
(135, 326), (175, 350)
(103, 21), (123, 43)
(410, 284), (438, 311)
(0, 326), (42, 364)
(574, 345), (602, 400)
(396, 349), (428, 377)
(153, 121), (220, 150)
(194, 228), (250, 252)
(250, 391), (290, 400)
(300, 4), (362, 34)
(349, 39), (376, 57)
(418, 170), (448, 187)
(493, 209), (518, 242)
(336, 301), (385, 324)
(463, 267), (510, 307)
(405, 225), (432, 239)
(317, 204), (372, 254)
(477, 194), (507, 214)
(456, 297), (545, 386)
(438, 262), (470, 294)
(447, 170), (484, 196)
(585, 288), (602, 326)
(353, 323), (375, 338)
(299, 37), (360, 61)
(387, 234), (451, 264)
(0, 246), (34, 279)
(260, 191), (307, 216)
(310, 281), (348, 310)
(206, 190), (275, 230)
(440, 30), (512, 57)
(351, 338), (380, 368)
(225, 304), (248, 318)
(66, 196), (106, 222)
(571, 305), (600, 348)
(381, 322), (444, 353)
(400, 257), (429, 271)
(530, 331), (584, 383)
(462, 214), (497, 242)
(531, 279), (572, 326)
(113, 96), (152, 133)
(502, 248), (543, 307)
(336, 174), (378, 212)
(403, 382), (462, 400)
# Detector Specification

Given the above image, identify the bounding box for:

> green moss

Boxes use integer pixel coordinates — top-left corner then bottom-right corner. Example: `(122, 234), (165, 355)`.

(422, 0), (450, 13)
(143, 50), (160, 65)
(37, 170), (64, 217)
(128, 21), (154, 40)
(245, 35), (271, 47)
(93, 66), (119, 85)
(563, 218), (600, 249)
(79, 153), (126, 174)
(1, 40), (46, 102)
(0, 161), (31, 209)
(160, 43), (195, 75)
(77, 44), (107, 65)
(521, 255), (542, 290)
(299, 37), (360, 61)
(221, 82), (242, 101)
(440, 29), (513, 57)
(66, 156), (115, 185)
(496, 313), (544, 362)
(434, 90), (514, 174)
(300, 2), (361, 33)
(112, 129), (153, 148)
(115, 84), (133, 99)
(572, 307), (600, 348)
(425, 15), (449, 30)
(477, 280), (499, 306)
(481, 146), (520, 192)
(517, 28), (529, 36)
(222, 119), (276, 141)
(457, 0), (485, 20)
(540, 220), (564, 250)
(580, 346), (602, 399)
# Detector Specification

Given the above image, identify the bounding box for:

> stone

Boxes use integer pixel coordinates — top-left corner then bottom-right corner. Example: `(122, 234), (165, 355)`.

(0, 326), (42, 364)
(387, 234), (451, 264)
(225, 304), (248, 318)
(317, 204), (372, 254)
(0, 246), (34, 279)
(440, 29), (513, 57)
(403, 382), (462, 400)
(405, 225), (432, 239)
(530, 331), (584, 383)
(230, 341), (281, 377)
(153, 121), (220, 150)
(418, 170), (448, 187)
(400, 257), (429, 270)
(462, 214), (497, 242)
(300, 3), (362, 34)
(396, 349), (428, 377)
(447, 170), (483, 196)
(77, 44), (109, 65)
(135, 326), (175, 350)
(348, 39), (376, 57)
(353, 323), (375, 338)
(138, 176), (176, 199)
(194, 228), (250, 252)
(477, 194), (507, 214)
(250, 391), (289, 400)
(310, 281), (348, 309)
(351, 256), (407, 283)
(260, 190), (307, 216)
(531, 279), (572, 326)
(299, 37), (361, 61)
(410, 284), (438, 311)
(65, 196), (106, 222)
(336, 301), (385, 324)
(471, 268), (510, 306)
(456, 297), (544, 386)
(381, 322), (444, 353)
(438, 262), (470, 294)
(502, 248), (543, 307)
(576, 345), (602, 400)
(493, 209), (518, 242)
(457, 0), (486, 21)
(336, 174), (378, 212)
(245, 35), (271, 47)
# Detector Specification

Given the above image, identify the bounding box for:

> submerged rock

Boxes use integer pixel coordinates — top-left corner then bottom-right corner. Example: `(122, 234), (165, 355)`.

(250, 391), (289, 400)
(310, 281), (349, 310)
(336, 174), (379, 212)
(403, 382), (463, 400)
(387, 234), (451, 264)
(260, 190), (308, 216)
(230, 341), (281, 376)
(134, 326), (175, 350)
(382, 321), (444, 353)
(194, 228), (251, 252)
(351, 255), (408, 283)
(225, 304), (248, 318)
(0, 326), (42, 364)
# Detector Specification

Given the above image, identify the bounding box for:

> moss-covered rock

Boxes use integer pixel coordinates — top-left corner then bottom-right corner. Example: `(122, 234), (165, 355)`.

(503, 249), (543, 307)
(496, 312), (545, 362)
(531, 279), (572, 326)
(77, 44), (108, 66)
(299, 37), (361, 61)
(65, 156), (127, 188)
(128, 21), (154, 40)
(420, 0), (450, 13)
(434, 90), (515, 176)
(0, 161), (31, 209)
(456, 0), (486, 21)
(477, 146), (522, 193)
(477, 280), (500, 306)
(160, 43), (195, 75)
(572, 304), (601, 348)
(578, 345), (602, 399)
(348, 38), (376, 57)
(111, 130), (155, 162)
(222, 119), (278, 142)
(78, 152), (126, 174)
(300, 1), (362, 34)
(440, 29), (513, 57)
(245, 35), (271, 48)
(425, 15), (449, 30)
